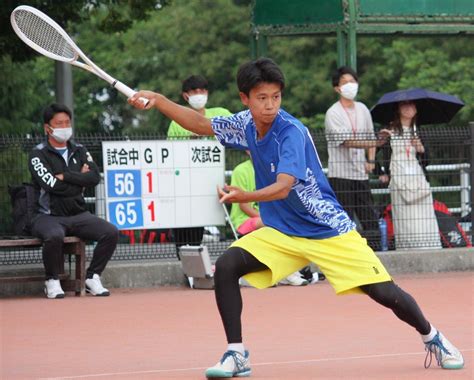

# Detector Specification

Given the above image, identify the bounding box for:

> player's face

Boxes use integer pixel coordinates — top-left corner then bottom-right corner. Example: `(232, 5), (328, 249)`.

(240, 82), (282, 126)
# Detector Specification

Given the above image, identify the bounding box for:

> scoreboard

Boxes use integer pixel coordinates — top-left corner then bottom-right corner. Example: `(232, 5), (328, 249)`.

(102, 140), (225, 230)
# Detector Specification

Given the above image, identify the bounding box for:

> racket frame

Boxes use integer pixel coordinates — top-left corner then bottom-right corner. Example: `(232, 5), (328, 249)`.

(11, 5), (141, 100)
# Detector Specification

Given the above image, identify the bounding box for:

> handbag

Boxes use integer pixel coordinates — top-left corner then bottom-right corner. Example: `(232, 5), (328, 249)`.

(391, 173), (431, 205)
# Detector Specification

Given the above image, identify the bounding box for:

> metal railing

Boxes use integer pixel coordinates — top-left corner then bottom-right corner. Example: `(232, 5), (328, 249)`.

(369, 163), (471, 215)
(1, 125), (472, 265)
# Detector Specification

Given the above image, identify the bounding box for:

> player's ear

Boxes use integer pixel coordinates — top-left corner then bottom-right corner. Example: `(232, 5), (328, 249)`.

(239, 92), (249, 106)
(44, 123), (50, 136)
(182, 92), (189, 102)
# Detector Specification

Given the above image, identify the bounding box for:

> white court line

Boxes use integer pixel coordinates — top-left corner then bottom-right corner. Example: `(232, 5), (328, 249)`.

(40, 348), (473, 380)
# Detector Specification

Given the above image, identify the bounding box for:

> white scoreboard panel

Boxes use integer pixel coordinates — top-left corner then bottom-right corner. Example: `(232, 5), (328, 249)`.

(102, 140), (225, 230)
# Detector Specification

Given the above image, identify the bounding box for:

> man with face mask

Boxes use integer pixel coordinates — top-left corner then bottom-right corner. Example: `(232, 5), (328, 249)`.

(28, 103), (118, 299)
(167, 76), (232, 263)
(167, 75), (232, 138)
(325, 67), (388, 251)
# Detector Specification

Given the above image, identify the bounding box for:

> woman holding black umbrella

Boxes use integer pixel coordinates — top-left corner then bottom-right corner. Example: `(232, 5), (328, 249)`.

(377, 100), (441, 249)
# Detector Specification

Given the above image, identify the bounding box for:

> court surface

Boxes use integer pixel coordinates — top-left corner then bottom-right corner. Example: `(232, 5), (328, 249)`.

(1, 271), (473, 379)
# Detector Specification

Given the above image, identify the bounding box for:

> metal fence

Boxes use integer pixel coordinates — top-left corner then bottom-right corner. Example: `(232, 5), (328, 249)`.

(0, 125), (472, 265)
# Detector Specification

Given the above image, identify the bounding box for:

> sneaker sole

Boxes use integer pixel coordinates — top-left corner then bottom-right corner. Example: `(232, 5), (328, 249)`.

(205, 369), (251, 378)
(206, 371), (232, 378)
(286, 282), (309, 286)
(236, 370), (251, 377)
(86, 288), (110, 296)
(442, 362), (464, 369)
(44, 289), (65, 299)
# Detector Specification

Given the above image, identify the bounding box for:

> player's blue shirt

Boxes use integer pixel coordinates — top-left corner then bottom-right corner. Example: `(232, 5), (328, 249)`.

(212, 109), (355, 239)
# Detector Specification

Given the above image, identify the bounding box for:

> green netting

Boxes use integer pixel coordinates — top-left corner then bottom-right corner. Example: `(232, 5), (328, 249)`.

(359, 0), (474, 16)
(252, 0), (344, 26)
(253, 0), (474, 34)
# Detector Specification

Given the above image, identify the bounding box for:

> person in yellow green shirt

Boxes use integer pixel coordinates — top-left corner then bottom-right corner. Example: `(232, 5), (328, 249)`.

(168, 75), (232, 258)
(167, 75), (232, 138)
(230, 157), (263, 236)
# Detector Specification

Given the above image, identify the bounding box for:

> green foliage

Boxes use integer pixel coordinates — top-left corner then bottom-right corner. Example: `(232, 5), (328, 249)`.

(360, 36), (474, 126)
(0, 0), (472, 135)
(68, 0), (250, 134)
(0, 55), (53, 134)
(264, 36), (339, 129)
(90, 0), (167, 33)
(0, 0), (170, 62)
(0, 0), (85, 62)
(394, 38), (474, 125)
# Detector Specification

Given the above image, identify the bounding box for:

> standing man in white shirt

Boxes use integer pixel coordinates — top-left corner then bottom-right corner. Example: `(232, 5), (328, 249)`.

(325, 66), (386, 250)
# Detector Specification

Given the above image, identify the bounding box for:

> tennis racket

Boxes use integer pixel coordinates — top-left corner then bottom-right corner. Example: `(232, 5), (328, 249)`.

(10, 5), (148, 105)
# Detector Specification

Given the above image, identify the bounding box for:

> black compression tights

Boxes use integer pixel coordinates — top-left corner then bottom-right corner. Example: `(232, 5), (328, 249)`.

(214, 247), (268, 343)
(359, 282), (431, 335)
(214, 247), (431, 343)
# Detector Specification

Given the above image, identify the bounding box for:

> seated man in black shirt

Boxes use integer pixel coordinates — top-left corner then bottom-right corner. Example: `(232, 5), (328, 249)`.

(29, 103), (118, 299)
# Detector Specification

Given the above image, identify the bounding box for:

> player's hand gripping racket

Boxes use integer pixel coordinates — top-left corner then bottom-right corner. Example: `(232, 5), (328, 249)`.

(10, 5), (149, 106)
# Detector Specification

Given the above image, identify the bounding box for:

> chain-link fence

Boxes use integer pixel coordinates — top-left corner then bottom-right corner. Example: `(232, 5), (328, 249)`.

(1, 125), (472, 265)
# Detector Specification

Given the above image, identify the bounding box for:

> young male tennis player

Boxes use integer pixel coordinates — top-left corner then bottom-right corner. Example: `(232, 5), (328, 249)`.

(128, 58), (463, 378)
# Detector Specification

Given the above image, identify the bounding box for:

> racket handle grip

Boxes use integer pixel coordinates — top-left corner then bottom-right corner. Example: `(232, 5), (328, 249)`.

(113, 80), (149, 106)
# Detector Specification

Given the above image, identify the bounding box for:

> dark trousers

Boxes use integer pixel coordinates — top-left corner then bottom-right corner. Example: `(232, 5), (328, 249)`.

(329, 178), (381, 250)
(31, 211), (118, 279)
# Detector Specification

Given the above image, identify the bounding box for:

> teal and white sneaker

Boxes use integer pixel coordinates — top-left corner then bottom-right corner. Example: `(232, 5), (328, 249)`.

(205, 350), (251, 378)
(424, 331), (464, 369)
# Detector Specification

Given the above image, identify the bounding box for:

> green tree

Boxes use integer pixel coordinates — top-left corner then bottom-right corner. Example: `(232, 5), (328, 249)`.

(0, 55), (53, 134)
(0, 0), (171, 61)
(0, 0), (172, 134)
(1, 1), (473, 134)
(360, 36), (474, 126)
(69, 0), (250, 134)
(265, 35), (473, 130)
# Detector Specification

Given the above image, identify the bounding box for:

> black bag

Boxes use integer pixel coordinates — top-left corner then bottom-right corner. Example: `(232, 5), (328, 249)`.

(8, 183), (38, 235)
(433, 200), (471, 248)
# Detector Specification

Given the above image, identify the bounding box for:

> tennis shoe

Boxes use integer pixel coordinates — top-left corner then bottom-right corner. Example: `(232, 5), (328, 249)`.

(279, 272), (308, 286)
(44, 279), (65, 299)
(85, 274), (110, 296)
(311, 272), (326, 284)
(205, 350), (251, 378)
(424, 331), (464, 369)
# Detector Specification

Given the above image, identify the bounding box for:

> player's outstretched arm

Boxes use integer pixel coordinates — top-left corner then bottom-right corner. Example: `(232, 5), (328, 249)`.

(128, 90), (214, 136)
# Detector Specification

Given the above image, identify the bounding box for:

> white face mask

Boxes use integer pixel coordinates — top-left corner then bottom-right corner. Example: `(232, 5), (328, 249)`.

(49, 126), (73, 143)
(187, 94), (208, 110)
(340, 82), (359, 100)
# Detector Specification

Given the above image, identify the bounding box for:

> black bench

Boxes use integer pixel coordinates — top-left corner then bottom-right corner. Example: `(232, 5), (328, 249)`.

(0, 236), (86, 296)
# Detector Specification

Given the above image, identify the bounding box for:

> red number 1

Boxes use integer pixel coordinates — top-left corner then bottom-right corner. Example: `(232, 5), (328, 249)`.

(147, 201), (155, 222)
(146, 171), (152, 193)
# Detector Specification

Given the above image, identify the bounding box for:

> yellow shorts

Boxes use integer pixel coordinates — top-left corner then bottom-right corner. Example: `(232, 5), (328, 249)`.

(232, 227), (391, 295)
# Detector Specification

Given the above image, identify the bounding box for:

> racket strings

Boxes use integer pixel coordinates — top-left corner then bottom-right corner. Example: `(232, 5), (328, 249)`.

(13, 10), (76, 60)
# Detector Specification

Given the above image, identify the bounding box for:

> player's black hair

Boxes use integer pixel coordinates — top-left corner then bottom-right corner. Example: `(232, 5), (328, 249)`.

(182, 75), (208, 93)
(43, 103), (72, 124)
(331, 66), (359, 87)
(236, 58), (285, 96)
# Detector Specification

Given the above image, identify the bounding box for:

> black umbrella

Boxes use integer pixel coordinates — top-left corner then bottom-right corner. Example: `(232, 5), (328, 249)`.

(370, 88), (464, 126)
